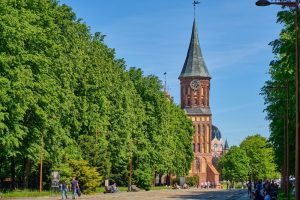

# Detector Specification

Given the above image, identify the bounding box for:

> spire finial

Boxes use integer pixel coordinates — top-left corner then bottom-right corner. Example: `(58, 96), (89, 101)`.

(193, 1), (200, 18)
(164, 72), (167, 92)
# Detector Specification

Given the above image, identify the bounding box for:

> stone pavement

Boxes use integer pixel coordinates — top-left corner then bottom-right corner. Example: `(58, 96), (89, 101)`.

(5, 189), (250, 200)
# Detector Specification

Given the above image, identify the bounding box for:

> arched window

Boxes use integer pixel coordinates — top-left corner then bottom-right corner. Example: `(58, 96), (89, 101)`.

(193, 143), (196, 152)
(198, 143), (200, 152)
(194, 97), (198, 106)
(213, 143), (218, 151)
(195, 158), (200, 172)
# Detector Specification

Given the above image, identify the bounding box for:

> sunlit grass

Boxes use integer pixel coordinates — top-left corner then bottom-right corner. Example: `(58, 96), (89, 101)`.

(0, 189), (59, 198)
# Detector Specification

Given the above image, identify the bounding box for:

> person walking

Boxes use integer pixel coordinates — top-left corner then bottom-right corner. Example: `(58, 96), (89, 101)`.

(71, 177), (79, 200)
(248, 181), (252, 198)
(60, 180), (69, 200)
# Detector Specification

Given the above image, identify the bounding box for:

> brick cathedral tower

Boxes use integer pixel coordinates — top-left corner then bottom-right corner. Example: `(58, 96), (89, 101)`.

(179, 19), (220, 185)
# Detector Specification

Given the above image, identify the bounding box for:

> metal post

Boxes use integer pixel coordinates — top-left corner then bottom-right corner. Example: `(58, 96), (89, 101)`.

(284, 108), (287, 197)
(130, 147), (132, 191)
(39, 134), (43, 192)
(287, 84), (290, 200)
(295, 1), (299, 199)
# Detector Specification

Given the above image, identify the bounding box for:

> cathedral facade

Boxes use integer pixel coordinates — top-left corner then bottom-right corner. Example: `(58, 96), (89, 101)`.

(211, 125), (229, 168)
(179, 19), (224, 185)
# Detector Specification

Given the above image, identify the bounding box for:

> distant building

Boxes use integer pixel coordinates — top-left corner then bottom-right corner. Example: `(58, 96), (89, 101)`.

(211, 125), (229, 168)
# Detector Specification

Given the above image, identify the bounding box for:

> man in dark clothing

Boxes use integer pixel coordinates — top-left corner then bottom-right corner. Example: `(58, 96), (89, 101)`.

(60, 181), (68, 200)
(71, 177), (79, 200)
(247, 181), (252, 198)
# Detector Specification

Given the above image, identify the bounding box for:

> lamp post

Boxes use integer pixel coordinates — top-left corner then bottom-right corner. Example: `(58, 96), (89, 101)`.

(256, 1), (299, 199)
(39, 134), (43, 192)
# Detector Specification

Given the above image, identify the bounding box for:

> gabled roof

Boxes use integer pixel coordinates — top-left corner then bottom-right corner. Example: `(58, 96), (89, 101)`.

(179, 19), (210, 78)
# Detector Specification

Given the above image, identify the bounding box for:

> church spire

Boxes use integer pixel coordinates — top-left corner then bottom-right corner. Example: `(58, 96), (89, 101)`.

(179, 18), (210, 78)
(224, 139), (229, 150)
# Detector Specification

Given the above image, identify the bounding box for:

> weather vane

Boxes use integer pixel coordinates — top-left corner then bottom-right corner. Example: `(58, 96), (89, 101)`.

(193, 1), (200, 18)
(164, 72), (167, 92)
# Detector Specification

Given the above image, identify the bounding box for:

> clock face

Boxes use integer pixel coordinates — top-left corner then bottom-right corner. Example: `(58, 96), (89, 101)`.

(190, 80), (200, 90)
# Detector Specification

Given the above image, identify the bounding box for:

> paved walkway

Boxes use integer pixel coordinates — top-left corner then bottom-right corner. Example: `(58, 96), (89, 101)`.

(5, 189), (250, 200)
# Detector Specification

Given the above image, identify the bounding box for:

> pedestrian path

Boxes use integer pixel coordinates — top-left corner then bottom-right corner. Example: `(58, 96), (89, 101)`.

(4, 189), (250, 200)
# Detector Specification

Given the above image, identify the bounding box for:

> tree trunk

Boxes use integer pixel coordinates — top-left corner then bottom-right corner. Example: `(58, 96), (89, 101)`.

(10, 157), (16, 189)
(166, 173), (170, 186)
(159, 173), (162, 186)
(23, 159), (31, 189)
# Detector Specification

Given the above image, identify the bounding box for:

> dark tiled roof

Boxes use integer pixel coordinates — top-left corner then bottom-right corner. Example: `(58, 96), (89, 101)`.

(212, 125), (222, 140)
(179, 19), (210, 78)
(184, 107), (211, 115)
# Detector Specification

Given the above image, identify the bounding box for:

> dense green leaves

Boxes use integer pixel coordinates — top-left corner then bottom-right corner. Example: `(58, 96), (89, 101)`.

(261, 7), (298, 174)
(240, 135), (278, 181)
(0, 0), (193, 190)
(218, 135), (278, 182)
(218, 146), (249, 182)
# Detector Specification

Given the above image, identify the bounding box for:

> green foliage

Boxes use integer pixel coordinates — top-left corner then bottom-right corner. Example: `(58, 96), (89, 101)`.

(185, 175), (199, 187)
(218, 146), (249, 182)
(68, 160), (102, 194)
(260, 8), (297, 175)
(240, 134), (278, 181)
(0, 0), (194, 192)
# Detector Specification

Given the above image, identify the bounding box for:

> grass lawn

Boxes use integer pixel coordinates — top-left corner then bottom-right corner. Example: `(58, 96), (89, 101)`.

(0, 189), (59, 198)
(1, 186), (173, 198)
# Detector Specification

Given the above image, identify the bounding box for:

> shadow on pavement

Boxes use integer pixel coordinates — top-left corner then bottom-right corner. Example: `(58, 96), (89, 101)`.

(167, 190), (248, 200)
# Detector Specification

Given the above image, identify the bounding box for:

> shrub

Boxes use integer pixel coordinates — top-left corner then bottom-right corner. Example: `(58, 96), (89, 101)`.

(68, 159), (102, 194)
(186, 175), (199, 187)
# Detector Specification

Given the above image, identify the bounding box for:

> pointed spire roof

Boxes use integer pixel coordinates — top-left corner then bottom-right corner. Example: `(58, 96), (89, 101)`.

(224, 139), (229, 150)
(179, 19), (210, 78)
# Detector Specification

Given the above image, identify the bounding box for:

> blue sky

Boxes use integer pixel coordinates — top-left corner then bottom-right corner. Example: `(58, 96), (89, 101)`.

(59, 0), (283, 146)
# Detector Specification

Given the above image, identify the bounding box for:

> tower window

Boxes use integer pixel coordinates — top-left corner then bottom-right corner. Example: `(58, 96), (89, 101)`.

(193, 143), (196, 152)
(198, 143), (200, 152)
(201, 97), (205, 106)
(194, 98), (198, 106)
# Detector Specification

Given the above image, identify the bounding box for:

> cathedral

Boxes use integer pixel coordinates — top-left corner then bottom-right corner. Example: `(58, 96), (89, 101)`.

(178, 18), (229, 186)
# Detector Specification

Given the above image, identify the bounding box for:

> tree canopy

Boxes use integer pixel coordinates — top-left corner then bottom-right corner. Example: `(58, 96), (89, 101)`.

(240, 134), (278, 181)
(218, 146), (249, 182)
(218, 134), (278, 182)
(0, 0), (194, 191)
(260, 7), (297, 174)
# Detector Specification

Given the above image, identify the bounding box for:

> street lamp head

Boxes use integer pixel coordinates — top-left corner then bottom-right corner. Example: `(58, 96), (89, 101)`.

(256, 0), (271, 6)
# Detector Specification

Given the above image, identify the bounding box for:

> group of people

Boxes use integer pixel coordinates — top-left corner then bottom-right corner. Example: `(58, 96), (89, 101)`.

(60, 177), (80, 200)
(247, 180), (278, 200)
(200, 181), (216, 189)
(172, 183), (189, 189)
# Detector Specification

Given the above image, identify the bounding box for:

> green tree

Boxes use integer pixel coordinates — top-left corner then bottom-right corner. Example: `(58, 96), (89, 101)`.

(240, 134), (278, 181)
(0, 0), (194, 190)
(218, 146), (249, 183)
(260, 8), (296, 175)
